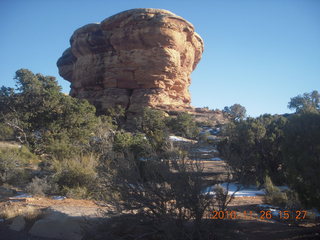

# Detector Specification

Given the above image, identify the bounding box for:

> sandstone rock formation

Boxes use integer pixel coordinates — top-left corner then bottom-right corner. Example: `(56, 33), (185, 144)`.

(57, 8), (203, 113)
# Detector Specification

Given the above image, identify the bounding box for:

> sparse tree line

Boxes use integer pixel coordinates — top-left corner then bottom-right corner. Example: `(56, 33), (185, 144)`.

(0, 69), (319, 239)
(219, 90), (320, 210)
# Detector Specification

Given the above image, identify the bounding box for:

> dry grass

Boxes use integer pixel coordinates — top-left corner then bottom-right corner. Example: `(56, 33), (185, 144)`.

(0, 203), (43, 221)
(0, 141), (21, 149)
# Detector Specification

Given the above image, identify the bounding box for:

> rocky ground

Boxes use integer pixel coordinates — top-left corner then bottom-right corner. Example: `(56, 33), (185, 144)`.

(1, 192), (319, 240)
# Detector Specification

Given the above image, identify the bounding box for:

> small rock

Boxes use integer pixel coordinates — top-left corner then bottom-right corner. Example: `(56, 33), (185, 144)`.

(10, 215), (26, 231)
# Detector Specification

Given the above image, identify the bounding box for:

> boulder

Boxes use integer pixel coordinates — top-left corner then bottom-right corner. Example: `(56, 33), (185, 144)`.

(57, 8), (203, 113)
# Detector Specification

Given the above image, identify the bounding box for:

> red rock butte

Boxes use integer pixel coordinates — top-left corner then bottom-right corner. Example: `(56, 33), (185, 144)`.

(57, 8), (204, 113)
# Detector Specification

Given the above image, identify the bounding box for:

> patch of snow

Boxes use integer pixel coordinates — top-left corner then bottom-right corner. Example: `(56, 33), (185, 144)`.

(269, 208), (280, 217)
(257, 204), (276, 209)
(203, 183), (290, 198)
(52, 196), (66, 200)
(13, 193), (33, 198)
(208, 157), (223, 161)
(196, 148), (218, 153)
(207, 136), (218, 140)
(277, 186), (290, 192)
(210, 128), (220, 135)
(203, 183), (265, 197)
(169, 135), (196, 143)
(257, 204), (281, 218)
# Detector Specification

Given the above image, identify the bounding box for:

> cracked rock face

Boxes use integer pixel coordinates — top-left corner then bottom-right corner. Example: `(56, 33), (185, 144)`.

(57, 8), (204, 113)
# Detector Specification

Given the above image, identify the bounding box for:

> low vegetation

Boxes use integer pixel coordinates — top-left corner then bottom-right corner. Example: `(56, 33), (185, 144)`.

(219, 90), (320, 210)
(0, 69), (319, 239)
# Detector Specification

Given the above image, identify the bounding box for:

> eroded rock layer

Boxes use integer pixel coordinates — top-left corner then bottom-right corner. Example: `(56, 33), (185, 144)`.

(57, 8), (204, 113)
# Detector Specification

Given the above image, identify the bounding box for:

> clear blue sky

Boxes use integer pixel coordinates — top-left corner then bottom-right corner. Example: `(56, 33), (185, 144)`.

(1, 0), (319, 116)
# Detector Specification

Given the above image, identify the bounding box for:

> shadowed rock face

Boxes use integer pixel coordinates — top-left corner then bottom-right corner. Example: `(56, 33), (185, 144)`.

(57, 8), (203, 113)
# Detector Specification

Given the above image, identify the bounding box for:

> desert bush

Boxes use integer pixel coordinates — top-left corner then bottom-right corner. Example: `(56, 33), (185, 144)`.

(167, 112), (199, 139)
(52, 154), (98, 196)
(0, 123), (14, 140)
(199, 131), (211, 143)
(284, 189), (301, 210)
(90, 115), (116, 155)
(0, 69), (98, 157)
(61, 186), (90, 199)
(102, 105), (126, 127)
(103, 149), (217, 239)
(264, 176), (288, 207)
(219, 114), (287, 185)
(133, 107), (169, 152)
(0, 204), (42, 220)
(26, 177), (52, 196)
(113, 131), (152, 160)
(113, 131), (133, 153)
(0, 147), (36, 185)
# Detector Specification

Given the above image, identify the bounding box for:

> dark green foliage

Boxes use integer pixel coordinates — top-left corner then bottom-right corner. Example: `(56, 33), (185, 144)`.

(113, 131), (134, 153)
(219, 114), (287, 185)
(0, 69), (98, 159)
(134, 107), (169, 152)
(103, 105), (126, 127)
(52, 154), (98, 198)
(0, 146), (37, 184)
(282, 112), (320, 210)
(167, 112), (199, 139)
(264, 176), (288, 207)
(129, 133), (153, 159)
(219, 94), (320, 210)
(223, 103), (247, 121)
(0, 123), (15, 141)
(288, 90), (320, 113)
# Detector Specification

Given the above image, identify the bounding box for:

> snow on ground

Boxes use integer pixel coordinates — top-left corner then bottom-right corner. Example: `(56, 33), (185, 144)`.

(203, 183), (266, 197)
(207, 136), (219, 140)
(52, 196), (67, 200)
(195, 148), (218, 153)
(203, 183), (291, 197)
(169, 135), (197, 143)
(11, 193), (33, 199)
(208, 157), (223, 161)
(200, 128), (221, 135)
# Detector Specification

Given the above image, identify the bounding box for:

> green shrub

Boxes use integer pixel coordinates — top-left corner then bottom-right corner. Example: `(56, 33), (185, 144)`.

(61, 186), (89, 199)
(0, 146), (37, 185)
(130, 133), (152, 159)
(133, 108), (169, 152)
(44, 138), (77, 161)
(264, 176), (288, 207)
(52, 154), (98, 192)
(0, 69), (98, 158)
(0, 123), (14, 140)
(26, 177), (53, 196)
(113, 131), (133, 152)
(282, 112), (320, 210)
(167, 113), (199, 139)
